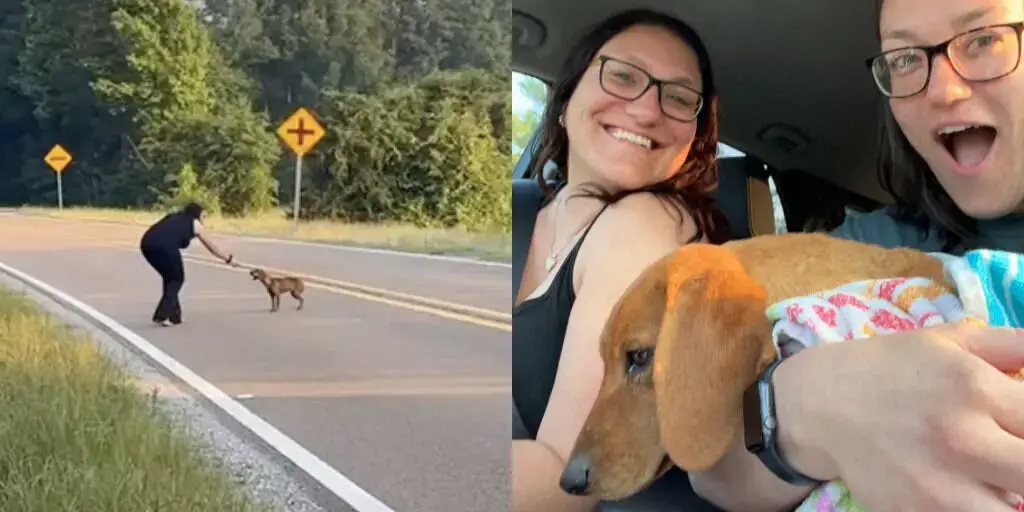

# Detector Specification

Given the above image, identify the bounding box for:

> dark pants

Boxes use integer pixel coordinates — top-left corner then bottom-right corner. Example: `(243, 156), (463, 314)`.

(140, 244), (185, 323)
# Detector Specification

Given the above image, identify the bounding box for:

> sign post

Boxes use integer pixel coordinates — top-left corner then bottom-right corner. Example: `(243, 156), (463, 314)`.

(276, 107), (325, 225)
(43, 144), (72, 210)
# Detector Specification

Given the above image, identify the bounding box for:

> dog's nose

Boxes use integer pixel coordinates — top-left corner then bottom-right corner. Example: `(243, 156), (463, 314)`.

(559, 453), (591, 495)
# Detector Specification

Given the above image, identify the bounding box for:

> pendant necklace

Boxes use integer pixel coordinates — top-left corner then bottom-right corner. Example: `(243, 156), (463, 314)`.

(545, 192), (569, 272)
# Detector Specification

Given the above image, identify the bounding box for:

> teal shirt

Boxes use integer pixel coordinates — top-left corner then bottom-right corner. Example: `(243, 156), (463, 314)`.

(829, 206), (1024, 254)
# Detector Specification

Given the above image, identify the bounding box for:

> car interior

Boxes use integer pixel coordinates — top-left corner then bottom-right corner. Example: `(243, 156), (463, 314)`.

(512, 0), (896, 510)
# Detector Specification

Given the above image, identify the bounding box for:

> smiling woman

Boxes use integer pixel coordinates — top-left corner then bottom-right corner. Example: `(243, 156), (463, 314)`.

(511, 8), (732, 512)
(513, 72), (748, 164)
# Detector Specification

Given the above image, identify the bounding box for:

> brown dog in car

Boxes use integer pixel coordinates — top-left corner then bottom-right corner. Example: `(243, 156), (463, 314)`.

(558, 232), (954, 501)
(249, 268), (305, 312)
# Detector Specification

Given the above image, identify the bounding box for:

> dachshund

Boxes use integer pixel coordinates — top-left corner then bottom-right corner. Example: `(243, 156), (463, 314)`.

(557, 232), (952, 500)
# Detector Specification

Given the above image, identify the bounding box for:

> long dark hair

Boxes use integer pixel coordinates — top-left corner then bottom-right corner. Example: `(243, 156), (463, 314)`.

(182, 201), (204, 220)
(527, 8), (728, 244)
(873, 0), (976, 251)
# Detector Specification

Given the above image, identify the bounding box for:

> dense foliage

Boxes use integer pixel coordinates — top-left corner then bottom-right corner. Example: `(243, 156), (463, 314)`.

(0, 0), (510, 232)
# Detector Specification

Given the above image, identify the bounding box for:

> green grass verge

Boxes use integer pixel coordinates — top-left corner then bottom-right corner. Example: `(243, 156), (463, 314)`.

(0, 286), (269, 511)
(19, 207), (512, 262)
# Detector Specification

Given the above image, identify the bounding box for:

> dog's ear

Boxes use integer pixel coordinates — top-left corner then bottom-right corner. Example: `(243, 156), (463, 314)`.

(652, 259), (775, 471)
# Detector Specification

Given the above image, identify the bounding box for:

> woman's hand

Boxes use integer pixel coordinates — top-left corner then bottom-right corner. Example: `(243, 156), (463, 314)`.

(774, 322), (1024, 511)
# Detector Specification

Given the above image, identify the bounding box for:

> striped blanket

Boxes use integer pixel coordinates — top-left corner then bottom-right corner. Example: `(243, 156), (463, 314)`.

(764, 249), (1024, 512)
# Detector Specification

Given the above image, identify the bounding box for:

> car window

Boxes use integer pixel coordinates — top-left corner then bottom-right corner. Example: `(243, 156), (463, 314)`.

(512, 71), (788, 234)
(513, 72), (548, 160)
(768, 174), (789, 234)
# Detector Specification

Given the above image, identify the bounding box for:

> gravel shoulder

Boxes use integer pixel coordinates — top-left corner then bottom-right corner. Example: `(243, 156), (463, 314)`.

(0, 271), (337, 512)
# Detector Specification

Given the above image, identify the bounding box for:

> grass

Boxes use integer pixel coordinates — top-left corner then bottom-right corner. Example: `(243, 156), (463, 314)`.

(0, 286), (269, 512)
(19, 206), (512, 262)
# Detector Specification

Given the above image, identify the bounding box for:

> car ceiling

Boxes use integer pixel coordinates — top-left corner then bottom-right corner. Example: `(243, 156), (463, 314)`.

(512, 0), (892, 203)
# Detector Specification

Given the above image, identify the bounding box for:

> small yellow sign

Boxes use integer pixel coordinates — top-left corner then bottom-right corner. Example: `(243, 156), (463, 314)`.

(44, 144), (72, 173)
(276, 107), (325, 156)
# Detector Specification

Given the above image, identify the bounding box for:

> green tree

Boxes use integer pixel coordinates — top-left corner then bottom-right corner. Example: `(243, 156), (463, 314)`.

(156, 162), (222, 214)
(92, 0), (280, 214)
(0, 0), (513, 234)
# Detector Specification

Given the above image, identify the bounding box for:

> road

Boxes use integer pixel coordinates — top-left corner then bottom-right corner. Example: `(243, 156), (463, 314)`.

(0, 214), (510, 512)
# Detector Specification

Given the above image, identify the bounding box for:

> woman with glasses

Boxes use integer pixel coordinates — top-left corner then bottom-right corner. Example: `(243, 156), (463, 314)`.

(690, 0), (1024, 511)
(511, 8), (728, 512)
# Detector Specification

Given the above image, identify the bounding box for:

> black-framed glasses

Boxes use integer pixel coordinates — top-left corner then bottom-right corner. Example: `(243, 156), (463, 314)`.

(591, 55), (704, 122)
(865, 21), (1024, 98)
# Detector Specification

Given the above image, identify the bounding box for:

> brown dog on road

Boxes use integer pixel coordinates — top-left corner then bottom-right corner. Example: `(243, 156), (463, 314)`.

(249, 268), (305, 312)
(558, 232), (953, 501)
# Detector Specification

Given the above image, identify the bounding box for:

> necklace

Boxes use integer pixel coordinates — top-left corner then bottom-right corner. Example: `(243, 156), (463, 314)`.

(544, 192), (569, 272)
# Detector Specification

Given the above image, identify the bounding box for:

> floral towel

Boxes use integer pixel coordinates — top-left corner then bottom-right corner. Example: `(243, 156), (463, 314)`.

(764, 249), (1024, 511)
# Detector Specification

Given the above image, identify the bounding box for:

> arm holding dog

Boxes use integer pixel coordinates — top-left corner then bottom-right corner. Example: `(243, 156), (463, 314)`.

(687, 429), (814, 512)
(767, 324), (1024, 512)
(687, 240), (1024, 511)
(512, 193), (699, 512)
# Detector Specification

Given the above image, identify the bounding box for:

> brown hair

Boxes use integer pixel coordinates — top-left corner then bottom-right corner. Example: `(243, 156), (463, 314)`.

(873, 0), (976, 251)
(527, 8), (729, 244)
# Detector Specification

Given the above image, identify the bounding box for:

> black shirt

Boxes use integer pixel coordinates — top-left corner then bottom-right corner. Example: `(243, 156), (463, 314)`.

(140, 212), (197, 250)
(512, 200), (721, 511)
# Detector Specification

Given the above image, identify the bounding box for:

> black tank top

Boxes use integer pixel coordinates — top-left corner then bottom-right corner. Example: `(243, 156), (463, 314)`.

(511, 197), (724, 511)
(140, 212), (196, 250)
(511, 206), (608, 437)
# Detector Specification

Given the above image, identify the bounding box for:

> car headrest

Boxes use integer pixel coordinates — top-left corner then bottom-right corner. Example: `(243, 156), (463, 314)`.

(713, 158), (753, 240)
(713, 156), (778, 240)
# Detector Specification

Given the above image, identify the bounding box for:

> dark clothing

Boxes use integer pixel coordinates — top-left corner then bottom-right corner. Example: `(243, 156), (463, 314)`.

(140, 244), (184, 323)
(511, 195), (723, 511)
(512, 220), (595, 437)
(513, 196), (611, 438)
(830, 205), (1024, 254)
(140, 212), (197, 323)
(141, 212), (197, 250)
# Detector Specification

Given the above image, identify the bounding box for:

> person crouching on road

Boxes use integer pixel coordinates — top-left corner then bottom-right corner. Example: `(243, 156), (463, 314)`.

(139, 202), (236, 326)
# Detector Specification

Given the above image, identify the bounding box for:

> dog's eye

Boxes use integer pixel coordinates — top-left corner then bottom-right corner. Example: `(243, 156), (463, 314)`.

(626, 348), (653, 373)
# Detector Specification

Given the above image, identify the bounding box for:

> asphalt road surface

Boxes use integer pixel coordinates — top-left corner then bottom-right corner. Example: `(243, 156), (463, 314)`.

(0, 215), (510, 512)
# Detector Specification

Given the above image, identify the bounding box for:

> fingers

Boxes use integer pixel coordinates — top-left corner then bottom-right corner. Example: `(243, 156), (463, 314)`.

(940, 415), (1024, 498)
(949, 487), (1022, 512)
(955, 326), (1024, 372)
(852, 468), (1017, 512)
(912, 472), (1019, 512)
(990, 373), (1024, 439)
(948, 486), (1023, 512)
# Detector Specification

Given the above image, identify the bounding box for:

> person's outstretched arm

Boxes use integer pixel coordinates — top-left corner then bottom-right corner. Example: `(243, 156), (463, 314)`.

(193, 219), (234, 264)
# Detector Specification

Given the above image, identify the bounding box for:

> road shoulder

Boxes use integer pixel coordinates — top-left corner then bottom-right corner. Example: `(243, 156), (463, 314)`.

(0, 267), (331, 512)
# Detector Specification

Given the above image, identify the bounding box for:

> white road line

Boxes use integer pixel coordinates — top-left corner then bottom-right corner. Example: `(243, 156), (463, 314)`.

(0, 261), (397, 512)
(227, 234), (513, 268)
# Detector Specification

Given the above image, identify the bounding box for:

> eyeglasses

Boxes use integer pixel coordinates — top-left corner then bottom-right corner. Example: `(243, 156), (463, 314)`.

(865, 21), (1024, 98)
(591, 55), (704, 122)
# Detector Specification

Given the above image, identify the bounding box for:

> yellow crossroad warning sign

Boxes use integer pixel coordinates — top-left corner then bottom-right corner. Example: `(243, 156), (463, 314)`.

(276, 107), (325, 157)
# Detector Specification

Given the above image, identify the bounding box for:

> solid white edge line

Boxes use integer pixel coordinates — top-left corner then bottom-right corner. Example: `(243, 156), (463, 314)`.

(0, 260), (397, 512)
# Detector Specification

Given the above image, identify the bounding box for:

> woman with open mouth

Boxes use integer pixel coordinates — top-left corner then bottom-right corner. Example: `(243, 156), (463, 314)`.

(691, 0), (1024, 511)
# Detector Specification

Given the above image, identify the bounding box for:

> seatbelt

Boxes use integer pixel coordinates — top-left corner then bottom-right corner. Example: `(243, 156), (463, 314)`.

(512, 179), (544, 305)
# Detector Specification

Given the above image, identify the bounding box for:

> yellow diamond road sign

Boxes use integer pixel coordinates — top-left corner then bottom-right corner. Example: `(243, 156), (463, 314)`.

(277, 107), (325, 157)
(44, 144), (72, 173)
